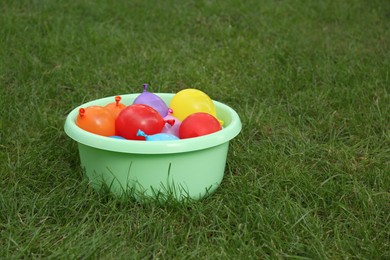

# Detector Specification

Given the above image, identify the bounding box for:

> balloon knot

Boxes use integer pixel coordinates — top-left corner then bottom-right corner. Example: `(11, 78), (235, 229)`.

(79, 108), (85, 117)
(115, 95), (121, 105)
(136, 129), (147, 137)
(165, 119), (175, 126)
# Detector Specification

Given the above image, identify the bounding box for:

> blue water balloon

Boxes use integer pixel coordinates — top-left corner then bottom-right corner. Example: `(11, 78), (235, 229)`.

(136, 129), (179, 141)
(109, 135), (126, 140)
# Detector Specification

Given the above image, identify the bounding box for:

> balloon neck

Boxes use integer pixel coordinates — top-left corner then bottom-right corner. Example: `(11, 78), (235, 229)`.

(165, 119), (175, 126)
(143, 83), (148, 92)
(136, 129), (147, 138)
(79, 108), (86, 117)
(168, 108), (173, 115)
(115, 96), (121, 106)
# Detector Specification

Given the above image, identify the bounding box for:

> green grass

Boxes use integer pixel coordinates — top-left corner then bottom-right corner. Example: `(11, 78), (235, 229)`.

(1, 0), (389, 258)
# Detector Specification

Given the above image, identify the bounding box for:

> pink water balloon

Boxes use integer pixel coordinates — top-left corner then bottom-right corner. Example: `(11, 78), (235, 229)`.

(161, 108), (181, 137)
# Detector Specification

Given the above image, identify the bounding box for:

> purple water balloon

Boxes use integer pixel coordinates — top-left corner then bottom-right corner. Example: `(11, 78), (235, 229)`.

(161, 108), (181, 137)
(132, 84), (169, 117)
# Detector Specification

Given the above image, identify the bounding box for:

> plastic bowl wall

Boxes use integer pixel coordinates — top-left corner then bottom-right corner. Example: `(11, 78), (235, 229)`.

(64, 93), (241, 201)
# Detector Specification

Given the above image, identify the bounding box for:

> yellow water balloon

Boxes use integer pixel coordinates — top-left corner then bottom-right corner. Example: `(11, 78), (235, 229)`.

(169, 89), (224, 125)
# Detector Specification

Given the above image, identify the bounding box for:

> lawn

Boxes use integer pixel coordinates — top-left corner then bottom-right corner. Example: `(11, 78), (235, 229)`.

(1, 0), (389, 258)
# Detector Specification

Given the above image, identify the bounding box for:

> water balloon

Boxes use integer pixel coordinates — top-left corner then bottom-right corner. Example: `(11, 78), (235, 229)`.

(76, 106), (116, 136)
(136, 129), (179, 141)
(179, 112), (222, 139)
(116, 104), (170, 140)
(161, 108), (181, 137)
(169, 88), (223, 125)
(109, 135), (126, 140)
(104, 96), (126, 119)
(133, 83), (169, 117)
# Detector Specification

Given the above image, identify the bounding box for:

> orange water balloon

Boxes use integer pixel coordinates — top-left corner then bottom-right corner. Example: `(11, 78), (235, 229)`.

(76, 106), (116, 136)
(104, 96), (126, 119)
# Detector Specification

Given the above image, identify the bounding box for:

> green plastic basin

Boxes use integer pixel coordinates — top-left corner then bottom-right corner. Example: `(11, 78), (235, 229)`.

(64, 93), (241, 201)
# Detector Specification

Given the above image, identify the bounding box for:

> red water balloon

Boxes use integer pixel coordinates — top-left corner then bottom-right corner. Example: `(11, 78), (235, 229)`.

(179, 112), (222, 139)
(116, 104), (167, 140)
(76, 106), (116, 136)
(104, 95), (126, 119)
